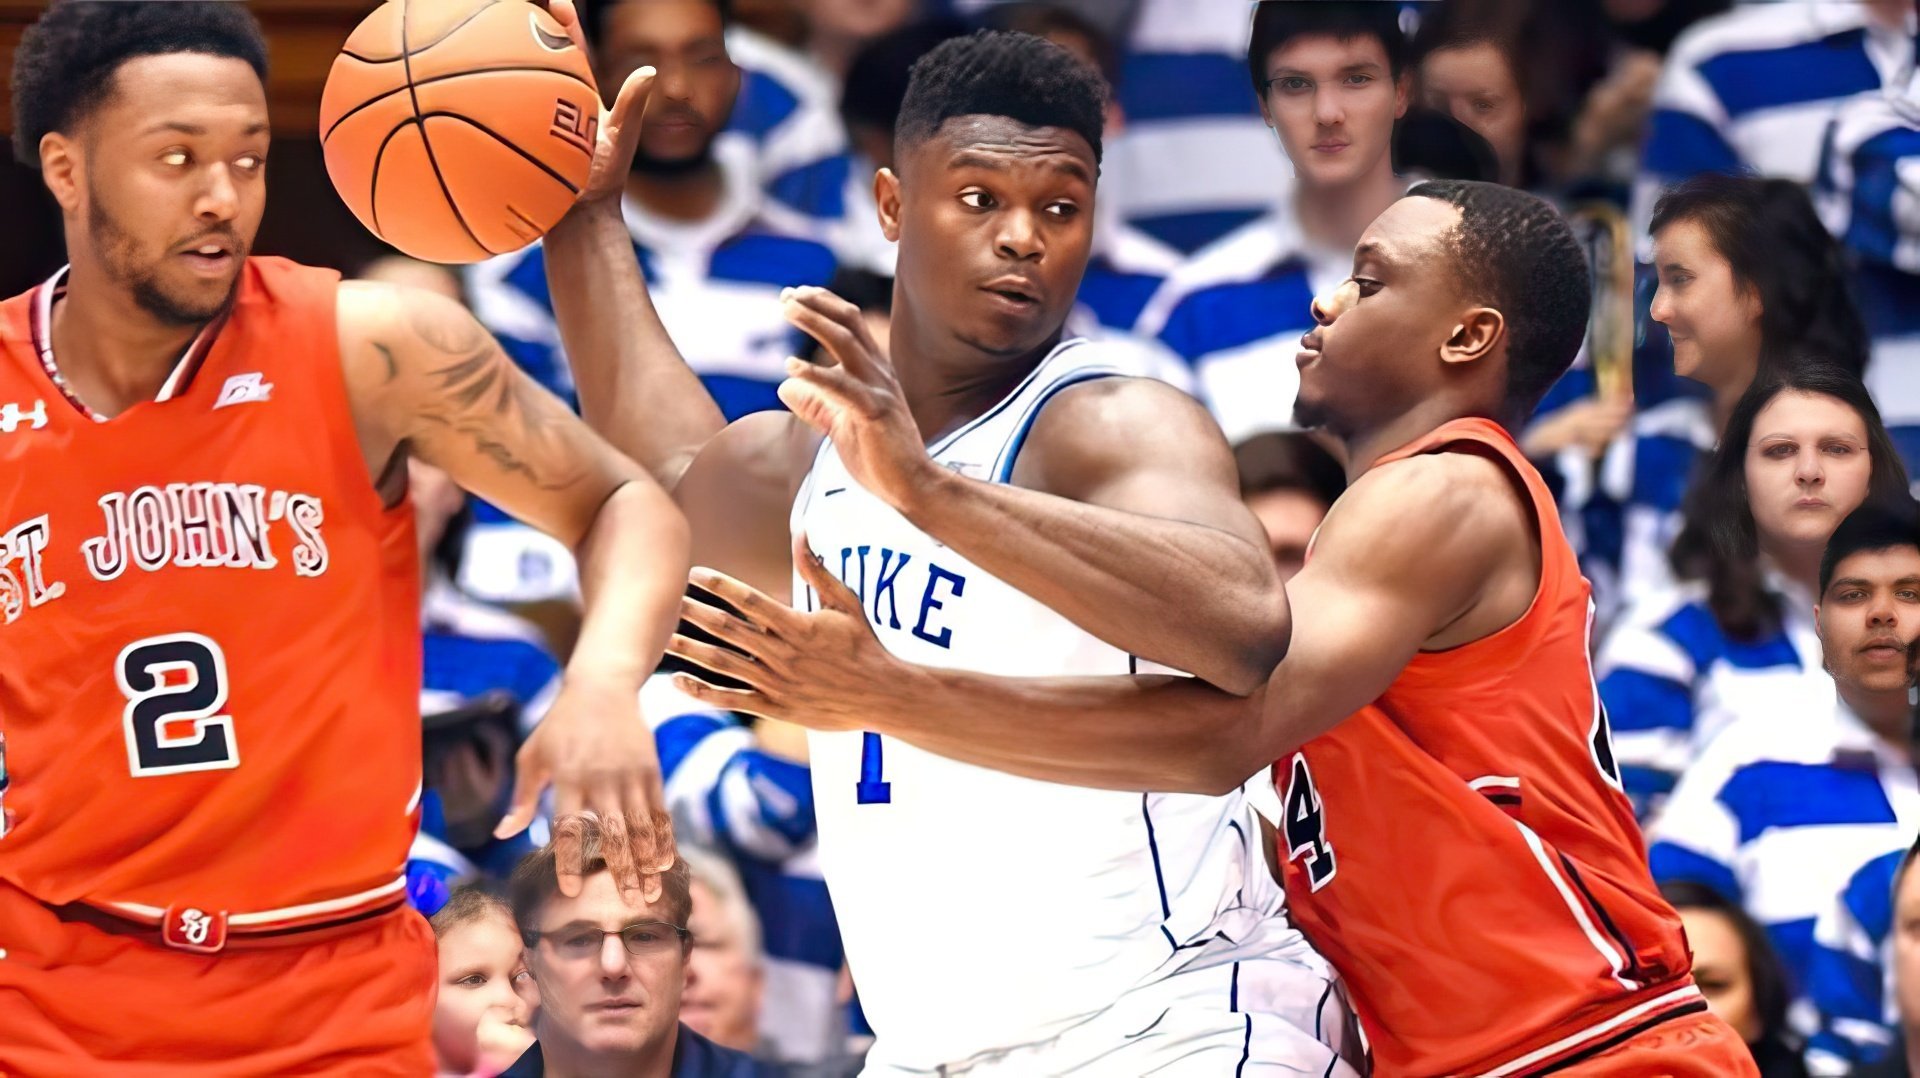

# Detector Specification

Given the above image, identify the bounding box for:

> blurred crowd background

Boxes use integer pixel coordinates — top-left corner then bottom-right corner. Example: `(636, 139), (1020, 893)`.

(9, 0), (1920, 1074)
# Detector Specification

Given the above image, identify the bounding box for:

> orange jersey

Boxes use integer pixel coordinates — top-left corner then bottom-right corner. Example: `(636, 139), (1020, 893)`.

(1275, 419), (1700, 1076)
(0, 258), (422, 938)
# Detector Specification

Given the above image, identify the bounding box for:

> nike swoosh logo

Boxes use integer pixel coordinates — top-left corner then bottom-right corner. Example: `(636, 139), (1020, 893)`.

(530, 13), (573, 51)
(823, 488), (847, 497)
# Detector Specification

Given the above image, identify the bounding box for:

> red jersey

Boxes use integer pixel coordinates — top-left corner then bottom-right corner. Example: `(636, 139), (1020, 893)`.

(1276, 419), (1700, 1075)
(0, 258), (421, 941)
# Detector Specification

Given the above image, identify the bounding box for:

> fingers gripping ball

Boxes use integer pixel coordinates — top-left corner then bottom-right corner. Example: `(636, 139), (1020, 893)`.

(319, 0), (600, 264)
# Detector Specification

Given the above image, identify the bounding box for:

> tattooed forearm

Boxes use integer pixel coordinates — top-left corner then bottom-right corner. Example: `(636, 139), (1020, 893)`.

(373, 342), (398, 383)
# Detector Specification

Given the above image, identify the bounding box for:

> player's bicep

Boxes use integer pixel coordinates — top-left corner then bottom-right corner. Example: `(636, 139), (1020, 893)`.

(1020, 377), (1266, 544)
(369, 285), (642, 546)
(674, 413), (812, 597)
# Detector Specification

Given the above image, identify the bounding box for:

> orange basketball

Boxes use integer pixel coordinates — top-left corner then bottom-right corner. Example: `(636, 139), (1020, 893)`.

(318, 0), (601, 264)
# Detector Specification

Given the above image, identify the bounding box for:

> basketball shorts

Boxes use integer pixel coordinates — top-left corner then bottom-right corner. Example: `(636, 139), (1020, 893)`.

(1550, 1009), (1759, 1076)
(858, 929), (1364, 1077)
(0, 878), (435, 1076)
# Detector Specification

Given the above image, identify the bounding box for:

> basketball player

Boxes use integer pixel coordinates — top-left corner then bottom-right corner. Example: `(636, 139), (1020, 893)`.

(0, 3), (689, 1072)
(542, 12), (1360, 1076)
(671, 183), (1763, 1072)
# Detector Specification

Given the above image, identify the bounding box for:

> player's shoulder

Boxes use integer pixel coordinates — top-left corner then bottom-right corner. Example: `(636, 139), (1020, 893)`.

(1320, 451), (1528, 565)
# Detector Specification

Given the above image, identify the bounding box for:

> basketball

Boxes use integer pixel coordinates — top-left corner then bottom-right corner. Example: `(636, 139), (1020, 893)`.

(318, 0), (601, 265)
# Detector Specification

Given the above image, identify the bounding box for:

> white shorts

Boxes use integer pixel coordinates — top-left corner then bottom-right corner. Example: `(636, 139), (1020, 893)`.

(858, 932), (1363, 1077)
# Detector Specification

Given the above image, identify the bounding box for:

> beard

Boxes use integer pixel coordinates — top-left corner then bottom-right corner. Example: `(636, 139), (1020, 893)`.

(630, 142), (715, 178)
(86, 184), (240, 327)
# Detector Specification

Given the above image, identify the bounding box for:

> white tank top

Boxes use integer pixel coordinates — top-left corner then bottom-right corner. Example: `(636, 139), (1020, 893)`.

(791, 340), (1288, 1060)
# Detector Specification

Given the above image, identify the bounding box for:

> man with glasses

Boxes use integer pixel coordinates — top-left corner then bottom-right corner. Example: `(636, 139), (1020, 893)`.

(503, 814), (779, 1077)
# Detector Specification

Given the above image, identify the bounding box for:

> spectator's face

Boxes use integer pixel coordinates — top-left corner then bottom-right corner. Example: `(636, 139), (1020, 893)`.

(599, 0), (739, 171)
(1743, 391), (1874, 554)
(1246, 489), (1327, 584)
(409, 458), (467, 562)
(883, 116), (1096, 361)
(1649, 219), (1764, 393)
(1898, 862), (1920, 1034)
(680, 878), (763, 1051)
(1419, 42), (1525, 186)
(800, 0), (915, 44)
(1817, 545), (1920, 694)
(1296, 196), (1461, 434)
(55, 54), (267, 328)
(1675, 906), (1760, 1042)
(433, 913), (535, 1074)
(1258, 34), (1407, 190)
(524, 871), (688, 1057)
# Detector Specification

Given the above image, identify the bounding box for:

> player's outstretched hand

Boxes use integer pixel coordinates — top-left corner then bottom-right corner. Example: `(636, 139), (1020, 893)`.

(495, 675), (676, 902)
(539, 0), (655, 205)
(667, 534), (918, 728)
(780, 286), (936, 514)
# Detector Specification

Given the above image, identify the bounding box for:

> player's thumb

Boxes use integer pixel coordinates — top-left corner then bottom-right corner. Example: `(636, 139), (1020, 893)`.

(493, 760), (548, 839)
(607, 66), (656, 147)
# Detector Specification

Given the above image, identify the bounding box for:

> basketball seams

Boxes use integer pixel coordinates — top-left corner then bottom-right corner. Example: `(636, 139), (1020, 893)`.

(321, 65), (597, 145)
(336, 0), (501, 64)
(398, 0), (497, 258)
(418, 112), (582, 197)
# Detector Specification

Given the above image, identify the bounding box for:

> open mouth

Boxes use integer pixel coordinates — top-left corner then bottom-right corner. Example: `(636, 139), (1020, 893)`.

(181, 243), (235, 274)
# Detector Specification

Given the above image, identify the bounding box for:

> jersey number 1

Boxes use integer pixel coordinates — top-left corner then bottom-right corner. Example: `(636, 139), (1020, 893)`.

(117, 633), (239, 777)
(857, 732), (891, 804)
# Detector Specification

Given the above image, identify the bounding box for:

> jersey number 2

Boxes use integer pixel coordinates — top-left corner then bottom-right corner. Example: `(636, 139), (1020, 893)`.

(117, 633), (239, 777)
(1284, 755), (1337, 891)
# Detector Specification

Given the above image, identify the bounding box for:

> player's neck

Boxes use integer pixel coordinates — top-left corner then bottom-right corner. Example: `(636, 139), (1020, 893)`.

(49, 261), (205, 418)
(1293, 164), (1402, 255)
(624, 161), (725, 224)
(889, 306), (1060, 447)
(1340, 399), (1503, 482)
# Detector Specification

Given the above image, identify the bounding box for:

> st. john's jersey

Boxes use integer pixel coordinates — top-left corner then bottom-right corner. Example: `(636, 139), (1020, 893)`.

(1276, 418), (1701, 1075)
(0, 258), (421, 937)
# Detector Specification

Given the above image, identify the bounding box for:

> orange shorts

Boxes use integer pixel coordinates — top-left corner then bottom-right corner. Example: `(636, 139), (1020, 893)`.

(1550, 1008), (1759, 1076)
(0, 879), (435, 1076)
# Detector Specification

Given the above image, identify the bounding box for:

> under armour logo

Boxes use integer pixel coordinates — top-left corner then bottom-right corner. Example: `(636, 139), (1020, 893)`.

(213, 373), (272, 410)
(0, 401), (46, 433)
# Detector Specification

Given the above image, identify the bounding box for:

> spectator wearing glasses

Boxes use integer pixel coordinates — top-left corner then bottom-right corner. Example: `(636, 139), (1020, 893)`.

(502, 814), (781, 1077)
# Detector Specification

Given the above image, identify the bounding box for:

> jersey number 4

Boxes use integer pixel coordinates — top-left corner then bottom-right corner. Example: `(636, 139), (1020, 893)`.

(1284, 755), (1337, 891)
(117, 633), (239, 777)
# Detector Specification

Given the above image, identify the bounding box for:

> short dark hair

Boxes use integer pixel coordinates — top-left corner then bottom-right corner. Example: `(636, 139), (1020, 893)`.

(1406, 179), (1591, 417)
(10, 0), (269, 169)
(1658, 881), (1796, 1053)
(1819, 500), (1920, 597)
(1672, 361), (1913, 640)
(509, 814), (693, 945)
(1247, 0), (1409, 95)
(895, 30), (1106, 167)
(577, 0), (732, 45)
(1650, 173), (1868, 377)
(840, 18), (970, 138)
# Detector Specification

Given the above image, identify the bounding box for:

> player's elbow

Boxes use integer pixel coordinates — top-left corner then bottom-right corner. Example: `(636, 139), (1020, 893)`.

(1211, 590), (1291, 697)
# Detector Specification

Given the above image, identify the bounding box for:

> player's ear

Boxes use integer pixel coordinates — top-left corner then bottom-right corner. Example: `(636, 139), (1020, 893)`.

(875, 167), (903, 244)
(1439, 306), (1503, 369)
(1393, 70), (1411, 119)
(38, 132), (81, 214)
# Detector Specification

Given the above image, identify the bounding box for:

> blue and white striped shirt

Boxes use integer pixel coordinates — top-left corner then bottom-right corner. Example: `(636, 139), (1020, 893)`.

(459, 152), (838, 603)
(1597, 573), (1826, 818)
(642, 677), (846, 1066)
(1646, 695), (1920, 1014)
(722, 27), (852, 250)
(1806, 846), (1911, 1072)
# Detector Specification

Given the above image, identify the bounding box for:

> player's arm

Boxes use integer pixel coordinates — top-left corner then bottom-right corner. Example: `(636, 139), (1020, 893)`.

(780, 288), (1287, 693)
(670, 453), (1530, 793)
(340, 281), (691, 895)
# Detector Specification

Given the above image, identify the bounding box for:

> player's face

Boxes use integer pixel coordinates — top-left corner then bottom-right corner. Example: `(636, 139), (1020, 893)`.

(886, 116), (1096, 361)
(526, 871), (687, 1056)
(1257, 34), (1406, 190)
(1675, 907), (1761, 1041)
(69, 54), (266, 326)
(680, 878), (763, 1050)
(599, 0), (740, 172)
(1295, 196), (1463, 434)
(1743, 391), (1874, 553)
(1419, 43), (1525, 185)
(1817, 546), (1920, 694)
(433, 914), (535, 1074)
(1649, 219), (1764, 393)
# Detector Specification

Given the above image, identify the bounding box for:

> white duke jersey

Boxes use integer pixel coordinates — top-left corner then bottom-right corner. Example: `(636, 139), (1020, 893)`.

(791, 340), (1293, 1063)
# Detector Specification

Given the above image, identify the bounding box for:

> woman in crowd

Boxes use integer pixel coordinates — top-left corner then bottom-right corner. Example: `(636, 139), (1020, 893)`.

(1660, 881), (1809, 1078)
(1597, 363), (1910, 816)
(431, 886), (537, 1078)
